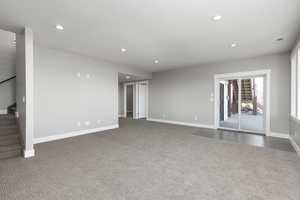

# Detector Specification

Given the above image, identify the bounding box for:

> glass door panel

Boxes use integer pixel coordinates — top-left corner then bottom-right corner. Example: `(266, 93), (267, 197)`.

(219, 79), (239, 129)
(240, 77), (264, 132)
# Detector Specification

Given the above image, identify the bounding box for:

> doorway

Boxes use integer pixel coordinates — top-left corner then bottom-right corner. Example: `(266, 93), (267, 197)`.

(126, 85), (133, 118)
(123, 81), (148, 119)
(214, 70), (270, 135)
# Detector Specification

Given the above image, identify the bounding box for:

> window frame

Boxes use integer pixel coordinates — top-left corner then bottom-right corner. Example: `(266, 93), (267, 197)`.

(291, 37), (300, 119)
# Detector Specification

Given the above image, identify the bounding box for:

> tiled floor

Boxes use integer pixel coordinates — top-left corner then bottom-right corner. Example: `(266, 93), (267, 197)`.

(192, 128), (295, 152)
(220, 113), (264, 131)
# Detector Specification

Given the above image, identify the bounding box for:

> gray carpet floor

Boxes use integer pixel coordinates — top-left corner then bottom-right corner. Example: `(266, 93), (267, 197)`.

(1, 119), (300, 200)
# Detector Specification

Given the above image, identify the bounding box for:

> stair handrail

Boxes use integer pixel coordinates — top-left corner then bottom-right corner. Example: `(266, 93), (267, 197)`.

(0, 75), (16, 85)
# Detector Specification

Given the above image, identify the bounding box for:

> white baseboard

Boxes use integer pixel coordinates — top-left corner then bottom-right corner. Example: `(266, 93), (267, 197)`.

(34, 124), (119, 144)
(0, 109), (7, 115)
(268, 132), (290, 139)
(23, 149), (35, 158)
(147, 118), (215, 129)
(289, 137), (300, 156)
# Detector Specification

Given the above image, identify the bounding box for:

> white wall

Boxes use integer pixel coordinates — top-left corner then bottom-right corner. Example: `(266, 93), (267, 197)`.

(16, 28), (34, 157)
(0, 29), (16, 112)
(149, 53), (290, 134)
(0, 80), (16, 112)
(34, 45), (151, 142)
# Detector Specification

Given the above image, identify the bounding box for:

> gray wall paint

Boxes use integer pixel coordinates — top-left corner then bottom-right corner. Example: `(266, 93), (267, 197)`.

(16, 31), (26, 144)
(149, 53), (290, 134)
(34, 45), (151, 140)
(0, 80), (16, 111)
(0, 30), (16, 111)
(16, 28), (35, 154)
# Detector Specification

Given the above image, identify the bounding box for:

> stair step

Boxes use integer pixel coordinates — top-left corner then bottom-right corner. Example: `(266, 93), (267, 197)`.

(0, 122), (17, 127)
(0, 130), (18, 136)
(0, 125), (18, 130)
(0, 127), (18, 135)
(0, 144), (22, 153)
(0, 116), (16, 120)
(0, 134), (19, 145)
(0, 149), (22, 160)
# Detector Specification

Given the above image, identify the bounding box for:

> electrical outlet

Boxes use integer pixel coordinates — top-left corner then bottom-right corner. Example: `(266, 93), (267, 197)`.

(77, 122), (81, 127)
(85, 121), (90, 126)
(194, 115), (198, 121)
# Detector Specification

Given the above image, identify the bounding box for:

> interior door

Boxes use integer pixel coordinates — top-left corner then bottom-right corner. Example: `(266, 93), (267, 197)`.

(137, 83), (146, 119)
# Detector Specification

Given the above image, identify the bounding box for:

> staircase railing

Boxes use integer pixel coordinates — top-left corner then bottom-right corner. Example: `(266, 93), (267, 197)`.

(0, 76), (16, 85)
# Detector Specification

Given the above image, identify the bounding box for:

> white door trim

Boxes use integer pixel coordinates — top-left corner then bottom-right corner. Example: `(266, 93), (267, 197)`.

(214, 69), (271, 136)
(123, 81), (149, 119)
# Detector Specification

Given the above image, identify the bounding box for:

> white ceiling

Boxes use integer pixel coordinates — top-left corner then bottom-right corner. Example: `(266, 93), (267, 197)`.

(0, 0), (299, 72)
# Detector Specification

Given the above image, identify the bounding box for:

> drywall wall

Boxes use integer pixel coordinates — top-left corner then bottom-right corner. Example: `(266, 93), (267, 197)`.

(0, 29), (16, 112)
(0, 80), (16, 112)
(16, 28), (34, 157)
(149, 53), (290, 134)
(34, 45), (151, 141)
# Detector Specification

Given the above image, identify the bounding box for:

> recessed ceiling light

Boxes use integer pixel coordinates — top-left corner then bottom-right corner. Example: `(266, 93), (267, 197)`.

(125, 75), (130, 79)
(154, 60), (159, 64)
(121, 48), (127, 52)
(231, 43), (237, 48)
(212, 15), (222, 21)
(56, 24), (64, 30)
(276, 37), (284, 41)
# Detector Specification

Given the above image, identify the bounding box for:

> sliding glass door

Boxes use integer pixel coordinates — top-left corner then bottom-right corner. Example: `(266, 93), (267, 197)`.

(219, 76), (265, 133)
(240, 77), (264, 132)
(219, 79), (239, 129)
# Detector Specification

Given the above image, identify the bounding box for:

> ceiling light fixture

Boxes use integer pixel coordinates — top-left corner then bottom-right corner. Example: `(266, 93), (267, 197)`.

(125, 75), (131, 79)
(154, 60), (159, 64)
(121, 48), (127, 52)
(231, 43), (237, 48)
(56, 24), (64, 30)
(212, 15), (222, 21)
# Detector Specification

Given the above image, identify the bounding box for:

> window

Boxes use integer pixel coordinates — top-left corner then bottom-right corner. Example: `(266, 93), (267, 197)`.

(291, 42), (300, 119)
(291, 52), (297, 117)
